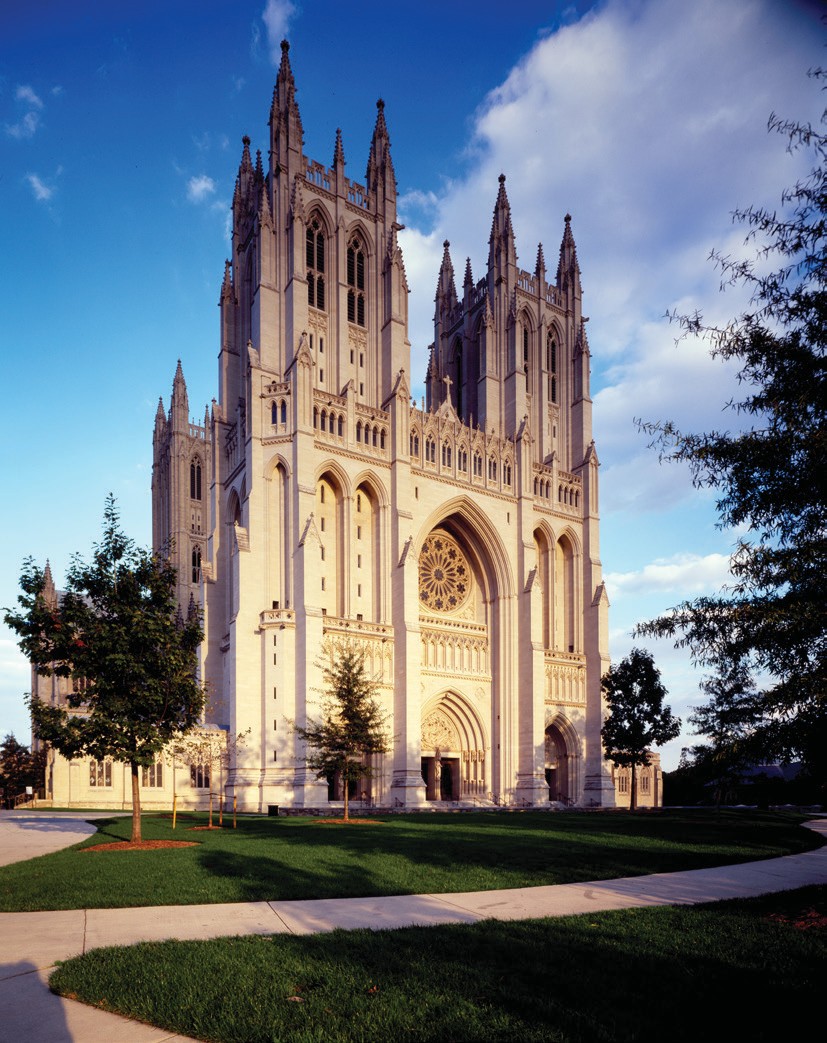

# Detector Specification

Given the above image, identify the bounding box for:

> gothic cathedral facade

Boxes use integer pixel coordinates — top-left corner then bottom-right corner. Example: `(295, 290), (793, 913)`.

(152, 42), (617, 811)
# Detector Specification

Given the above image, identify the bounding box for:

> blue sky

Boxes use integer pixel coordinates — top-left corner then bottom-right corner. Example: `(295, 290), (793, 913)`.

(1, 0), (823, 770)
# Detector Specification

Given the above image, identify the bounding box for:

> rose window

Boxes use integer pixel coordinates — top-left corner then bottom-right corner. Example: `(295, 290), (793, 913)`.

(418, 533), (471, 612)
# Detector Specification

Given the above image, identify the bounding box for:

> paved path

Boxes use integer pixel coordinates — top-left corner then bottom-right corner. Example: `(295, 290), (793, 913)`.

(0, 813), (825, 1042)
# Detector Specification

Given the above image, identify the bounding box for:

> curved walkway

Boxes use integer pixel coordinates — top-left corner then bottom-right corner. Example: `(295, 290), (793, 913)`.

(1, 814), (825, 1042)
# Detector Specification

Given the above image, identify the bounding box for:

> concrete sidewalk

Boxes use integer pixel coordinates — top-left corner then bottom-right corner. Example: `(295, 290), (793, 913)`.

(1, 815), (825, 1042)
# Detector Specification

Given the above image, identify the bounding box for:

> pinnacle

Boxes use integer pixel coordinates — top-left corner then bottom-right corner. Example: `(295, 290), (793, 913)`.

(333, 127), (345, 167)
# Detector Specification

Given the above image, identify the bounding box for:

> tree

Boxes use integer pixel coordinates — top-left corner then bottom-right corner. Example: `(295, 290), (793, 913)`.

(636, 73), (827, 789)
(0, 733), (44, 807)
(4, 496), (206, 843)
(683, 662), (764, 806)
(601, 648), (681, 811)
(296, 645), (390, 821)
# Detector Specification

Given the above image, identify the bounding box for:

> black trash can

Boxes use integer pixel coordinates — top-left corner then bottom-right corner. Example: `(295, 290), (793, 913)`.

(268, 804), (279, 817)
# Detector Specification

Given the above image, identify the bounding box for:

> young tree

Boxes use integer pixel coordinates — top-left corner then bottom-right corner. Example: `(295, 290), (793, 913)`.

(601, 648), (681, 811)
(296, 645), (390, 821)
(172, 726), (249, 826)
(636, 74), (827, 787)
(4, 496), (206, 843)
(0, 733), (44, 806)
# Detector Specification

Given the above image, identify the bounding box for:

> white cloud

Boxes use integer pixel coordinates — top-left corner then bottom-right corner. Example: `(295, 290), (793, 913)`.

(262, 0), (297, 64)
(187, 175), (217, 203)
(6, 111), (40, 139)
(605, 552), (733, 600)
(25, 173), (53, 202)
(15, 84), (43, 108)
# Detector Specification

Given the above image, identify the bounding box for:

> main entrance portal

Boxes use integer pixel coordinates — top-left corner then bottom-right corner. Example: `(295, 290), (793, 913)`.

(420, 694), (487, 802)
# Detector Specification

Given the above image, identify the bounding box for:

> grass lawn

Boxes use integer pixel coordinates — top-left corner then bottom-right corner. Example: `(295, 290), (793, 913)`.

(0, 809), (820, 912)
(49, 884), (827, 1042)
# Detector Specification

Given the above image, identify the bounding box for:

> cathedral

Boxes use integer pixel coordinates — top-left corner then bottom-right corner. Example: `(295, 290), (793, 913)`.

(150, 41), (625, 812)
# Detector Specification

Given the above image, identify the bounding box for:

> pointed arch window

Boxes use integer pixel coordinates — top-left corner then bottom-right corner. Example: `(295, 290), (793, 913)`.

(192, 545), (202, 584)
(547, 332), (558, 403)
(190, 460), (202, 501)
(306, 217), (325, 311)
(347, 235), (366, 327)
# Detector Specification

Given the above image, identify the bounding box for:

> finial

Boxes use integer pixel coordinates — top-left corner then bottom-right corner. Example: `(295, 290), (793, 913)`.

(377, 98), (385, 111)
(565, 213), (571, 223)
(499, 173), (506, 184)
(281, 39), (290, 54)
(443, 239), (450, 249)
(242, 134), (251, 147)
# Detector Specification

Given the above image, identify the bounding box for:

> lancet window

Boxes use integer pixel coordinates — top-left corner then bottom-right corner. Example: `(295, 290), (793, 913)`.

(306, 217), (325, 311)
(347, 235), (366, 327)
(190, 460), (202, 500)
(548, 332), (558, 403)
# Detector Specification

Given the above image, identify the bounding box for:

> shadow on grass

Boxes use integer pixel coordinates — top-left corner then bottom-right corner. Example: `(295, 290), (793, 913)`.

(48, 890), (827, 1042)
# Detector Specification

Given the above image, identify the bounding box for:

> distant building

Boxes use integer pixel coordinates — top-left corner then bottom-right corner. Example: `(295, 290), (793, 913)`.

(609, 754), (664, 810)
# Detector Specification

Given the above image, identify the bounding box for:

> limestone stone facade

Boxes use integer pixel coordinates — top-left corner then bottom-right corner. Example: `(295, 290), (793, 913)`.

(151, 42), (619, 812)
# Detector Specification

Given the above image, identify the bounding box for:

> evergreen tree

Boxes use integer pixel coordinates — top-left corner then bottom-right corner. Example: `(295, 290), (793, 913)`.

(683, 663), (764, 806)
(636, 74), (827, 788)
(4, 496), (206, 842)
(601, 648), (681, 811)
(296, 645), (390, 821)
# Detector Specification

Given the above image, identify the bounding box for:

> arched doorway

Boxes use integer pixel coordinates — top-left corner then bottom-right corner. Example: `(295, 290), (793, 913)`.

(420, 693), (487, 802)
(545, 724), (569, 803)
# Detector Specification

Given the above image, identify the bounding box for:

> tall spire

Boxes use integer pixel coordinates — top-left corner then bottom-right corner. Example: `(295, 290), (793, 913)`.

(556, 212), (581, 290)
(488, 173), (517, 273)
(171, 359), (189, 430)
(269, 39), (304, 170)
(366, 98), (396, 203)
(435, 240), (458, 311)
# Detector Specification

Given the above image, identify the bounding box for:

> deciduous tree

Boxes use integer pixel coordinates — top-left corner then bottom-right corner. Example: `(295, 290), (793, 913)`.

(296, 645), (390, 821)
(0, 733), (44, 806)
(601, 648), (681, 811)
(4, 496), (206, 842)
(636, 74), (827, 789)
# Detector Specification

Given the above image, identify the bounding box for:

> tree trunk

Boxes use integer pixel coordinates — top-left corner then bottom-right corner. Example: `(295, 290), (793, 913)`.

(630, 764), (638, 812)
(343, 757), (349, 822)
(131, 762), (142, 843)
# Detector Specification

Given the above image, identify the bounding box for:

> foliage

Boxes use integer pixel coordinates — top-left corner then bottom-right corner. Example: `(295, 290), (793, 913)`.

(3, 496), (206, 842)
(0, 733), (45, 805)
(681, 662), (764, 805)
(601, 648), (681, 810)
(296, 645), (390, 820)
(48, 887), (827, 1043)
(0, 810), (817, 913)
(636, 76), (827, 789)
